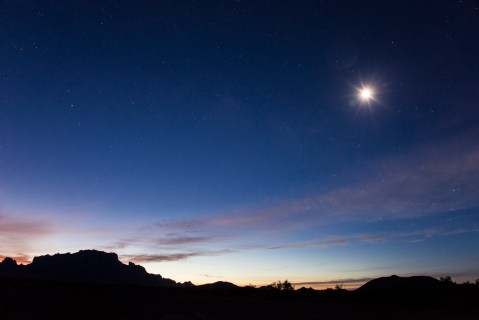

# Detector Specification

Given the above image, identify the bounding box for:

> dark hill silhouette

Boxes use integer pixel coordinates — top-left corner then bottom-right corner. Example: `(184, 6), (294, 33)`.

(357, 275), (441, 291)
(0, 249), (176, 286)
(198, 281), (239, 290)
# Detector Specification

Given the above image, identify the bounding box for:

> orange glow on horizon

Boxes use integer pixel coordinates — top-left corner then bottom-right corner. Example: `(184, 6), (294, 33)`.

(0, 255), (32, 265)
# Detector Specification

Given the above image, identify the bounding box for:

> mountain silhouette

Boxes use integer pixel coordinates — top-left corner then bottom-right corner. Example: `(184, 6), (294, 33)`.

(357, 275), (441, 291)
(1, 253), (478, 320)
(198, 281), (239, 290)
(0, 249), (176, 287)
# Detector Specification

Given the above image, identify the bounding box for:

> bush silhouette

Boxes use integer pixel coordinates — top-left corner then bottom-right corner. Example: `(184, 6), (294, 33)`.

(439, 276), (454, 285)
(271, 280), (295, 291)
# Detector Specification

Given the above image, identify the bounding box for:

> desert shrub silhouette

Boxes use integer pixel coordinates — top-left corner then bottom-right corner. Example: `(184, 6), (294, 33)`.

(271, 280), (294, 291)
(439, 276), (454, 286)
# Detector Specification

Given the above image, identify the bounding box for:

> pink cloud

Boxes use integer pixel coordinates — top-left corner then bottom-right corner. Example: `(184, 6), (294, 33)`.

(0, 214), (55, 236)
(0, 213), (57, 259)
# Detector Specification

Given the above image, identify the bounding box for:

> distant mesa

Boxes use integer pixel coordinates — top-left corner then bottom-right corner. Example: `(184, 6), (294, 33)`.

(357, 275), (441, 291)
(0, 249), (176, 287)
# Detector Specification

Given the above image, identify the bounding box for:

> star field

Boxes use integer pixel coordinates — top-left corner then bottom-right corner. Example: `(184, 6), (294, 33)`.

(0, 0), (478, 287)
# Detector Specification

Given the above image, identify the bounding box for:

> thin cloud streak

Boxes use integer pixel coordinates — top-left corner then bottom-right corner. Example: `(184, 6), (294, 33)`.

(294, 277), (374, 286)
(293, 270), (479, 289)
(124, 249), (235, 263)
(111, 140), (479, 266)
(103, 234), (225, 252)
(127, 253), (200, 263)
(4, 138), (471, 270)
(262, 226), (479, 251)
(109, 225), (477, 266)
(153, 139), (479, 234)
(153, 235), (218, 246)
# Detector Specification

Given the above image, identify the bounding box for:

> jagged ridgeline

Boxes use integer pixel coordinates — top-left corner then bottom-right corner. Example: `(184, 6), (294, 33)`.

(0, 249), (185, 287)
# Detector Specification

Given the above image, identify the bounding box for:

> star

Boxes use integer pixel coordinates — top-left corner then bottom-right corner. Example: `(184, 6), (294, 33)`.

(359, 86), (374, 102)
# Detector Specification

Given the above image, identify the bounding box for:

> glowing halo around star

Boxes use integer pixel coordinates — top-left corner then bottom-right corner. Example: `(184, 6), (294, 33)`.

(348, 81), (380, 109)
(359, 86), (375, 101)
(359, 87), (373, 101)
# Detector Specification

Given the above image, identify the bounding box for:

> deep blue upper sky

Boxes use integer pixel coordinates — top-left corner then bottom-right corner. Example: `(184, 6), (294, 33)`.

(1, 1), (478, 287)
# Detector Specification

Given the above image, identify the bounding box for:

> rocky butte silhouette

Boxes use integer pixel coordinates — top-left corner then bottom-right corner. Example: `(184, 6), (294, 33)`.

(0, 249), (177, 287)
(357, 275), (441, 291)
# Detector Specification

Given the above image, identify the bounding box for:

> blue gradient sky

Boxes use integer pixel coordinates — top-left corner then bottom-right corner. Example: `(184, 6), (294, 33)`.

(1, 1), (479, 288)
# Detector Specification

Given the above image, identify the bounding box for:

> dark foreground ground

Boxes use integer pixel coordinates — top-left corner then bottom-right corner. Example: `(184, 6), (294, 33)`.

(1, 279), (478, 320)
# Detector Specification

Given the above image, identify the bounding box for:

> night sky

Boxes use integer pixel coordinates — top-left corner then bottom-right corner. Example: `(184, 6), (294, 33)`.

(1, 1), (479, 288)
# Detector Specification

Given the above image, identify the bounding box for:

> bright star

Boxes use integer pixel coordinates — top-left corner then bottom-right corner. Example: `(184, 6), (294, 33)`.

(359, 87), (373, 101)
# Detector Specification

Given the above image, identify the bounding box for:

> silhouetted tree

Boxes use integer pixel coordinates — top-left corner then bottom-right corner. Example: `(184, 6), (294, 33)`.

(476, 278), (479, 286)
(271, 280), (282, 290)
(271, 280), (295, 291)
(282, 279), (294, 291)
(439, 276), (454, 285)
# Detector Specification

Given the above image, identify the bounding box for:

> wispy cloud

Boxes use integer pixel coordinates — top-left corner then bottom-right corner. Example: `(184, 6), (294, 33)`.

(124, 249), (234, 263)
(102, 234), (224, 253)
(101, 139), (479, 269)
(262, 225), (478, 251)
(0, 214), (55, 237)
(293, 277), (374, 287)
(18, 137), (470, 271)
(153, 139), (479, 234)
(153, 235), (218, 246)
(0, 214), (57, 259)
(265, 237), (350, 250)
(126, 252), (201, 263)
(108, 224), (478, 267)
